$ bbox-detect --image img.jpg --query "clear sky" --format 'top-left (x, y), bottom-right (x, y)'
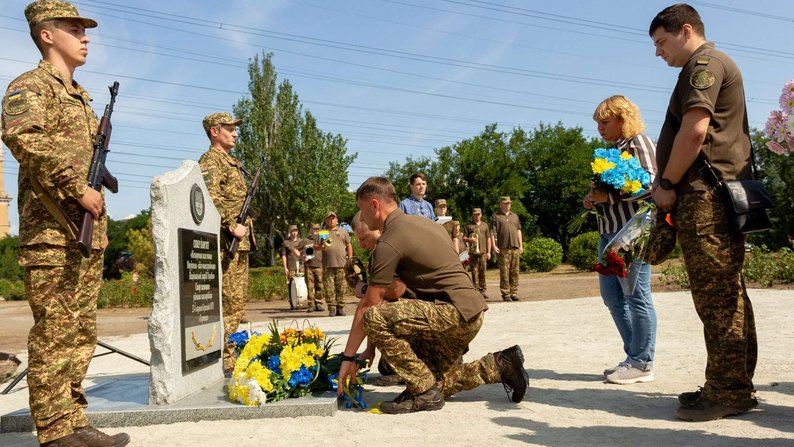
top-left (1, 0), bottom-right (792, 234)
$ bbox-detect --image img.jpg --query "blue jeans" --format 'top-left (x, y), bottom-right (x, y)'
top-left (598, 233), bottom-right (657, 371)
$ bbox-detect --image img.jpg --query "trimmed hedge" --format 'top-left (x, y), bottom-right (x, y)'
top-left (520, 237), bottom-right (563, 272)
top-left (568, 231), bottom-right (600, 271)
top-left (98, 272), bottom-right (154, 308)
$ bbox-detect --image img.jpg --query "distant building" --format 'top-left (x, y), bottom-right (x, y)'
top-left (0, 150), bottom-right (11, 238)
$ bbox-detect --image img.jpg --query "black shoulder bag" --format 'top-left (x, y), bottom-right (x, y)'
top-left (694, 144), bottom-right (774, 234)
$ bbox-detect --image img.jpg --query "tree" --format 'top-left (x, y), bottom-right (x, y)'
top-left (0, 235), bottom-right (23, 281)
top-left (518, 122), bottom-right (600, 250)
top-left (752, 128), bottom-right (794, 249)
top-left (105, 209), bottom-right (150, 278)
top-left (233, 53), bottom-right (356, 266)
top-left (127, 217), bottom-right (154, 275)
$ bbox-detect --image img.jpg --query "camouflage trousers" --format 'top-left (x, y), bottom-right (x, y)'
top-left (498, 248), bottom-right (520, 297)
top-left (323, 267), bottom-right (346, 308)
top-left (222, 250), bottom-right (249, 370)
top-left (24, 246), bottom-right (103, 444)
top-left (469, 253), bottom-right (487, 292)
top-left (363, 300), bottom-right (501, 397)
top-left (675, 190), bottom-right (757, 408)
top-left (305, 266), bottom-right (325, 309)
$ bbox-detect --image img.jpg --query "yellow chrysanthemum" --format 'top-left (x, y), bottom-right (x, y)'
top-left (246, 362), bottom-right (274, 392)
top-left (591, 158), bottom-right (616, 174)
top-left (621, 180), bottom-right (643, 194)
top-left (279, 345), bottom-right (304, 375)
top-left (620, 151), bottom-right (632, 160)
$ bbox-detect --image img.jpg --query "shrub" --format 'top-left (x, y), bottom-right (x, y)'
top-left (98, 271), bottom-right (154, 308)
top-left (248, 266), bottom-right (287, 301)
top-left (743, 245), bottom-right (776, 287)
top-left (568, 231), bottom-right (600, 271)
top-left (0, 278), bottom-right (25, 301)
top-left (521, 237), bottom-right (563, 272)
top-left (661, 263), bottom-right (690, 288)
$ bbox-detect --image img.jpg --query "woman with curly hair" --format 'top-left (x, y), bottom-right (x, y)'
top-left (583, 95), bottom-right (658, 384)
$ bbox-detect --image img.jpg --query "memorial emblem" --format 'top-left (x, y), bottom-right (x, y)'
top-left (190, 183), bottom-right (205, 224)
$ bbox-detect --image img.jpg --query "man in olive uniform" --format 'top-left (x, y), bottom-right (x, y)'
top-left (198, 111), bottom-right (256, 374)
top-left (304, 223), bottom-right (325, 312)
top-left (464, 208), bottom-right (492, 299)
top-left (649, 4), bottom-right (757, 421)
top-left (434, 199), bottom-right (460, 253)
top-left (336, 177), bottom-right (529, 414)
top-left (321, 211), bottom-right (353, 316)
top-left (491, 196), bottom-right (523, 302)
top-left (280, 224), bottom-right (305, 282)
top-left (1, 2), bottom-right (130, 446)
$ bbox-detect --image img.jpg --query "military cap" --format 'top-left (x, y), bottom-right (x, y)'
top-left (472, 208), bottom-right (482, 214)
top-left (325, 211), bottom-right (337, 219)
top-left (202, 112), bottom-right (242, 133)
top-left (434, 198), bottom-right (447, 207)
top-left (500, 196), bottom-right (512, 203)
top-left (25, 0), bottom-right (97, 29)
top-left (289, 225), bottom-right (298, 231)
top-left (311, 223), bottom-right (321, 230)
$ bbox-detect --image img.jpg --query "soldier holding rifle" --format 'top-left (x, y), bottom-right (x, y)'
top-left (198, 111), bottom-right (256, 375)
top-left (1, 1), bottom-right (129, 446)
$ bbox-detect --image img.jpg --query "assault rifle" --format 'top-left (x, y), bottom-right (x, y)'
top-left (227, 153), bottom-right (266, 255)
top-left (77, 82), bottom-right (119, 257)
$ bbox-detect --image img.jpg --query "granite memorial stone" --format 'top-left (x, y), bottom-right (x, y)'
top-left (149, 161), bottom-right (224, 404)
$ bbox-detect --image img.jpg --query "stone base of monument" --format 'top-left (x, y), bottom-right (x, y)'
top-left (0, 374), bottom-right (338, 433)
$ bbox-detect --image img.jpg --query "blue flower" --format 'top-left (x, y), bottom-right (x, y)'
top-left (288, 365), bottom-right (314, 387)
top-left (227, 331), bottom-right (249, 348)
top-left (267, 354), bottom-right (280, 371)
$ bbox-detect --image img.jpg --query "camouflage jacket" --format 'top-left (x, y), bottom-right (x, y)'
top-left (1, 60), bottom-right (106, 260)
top-left (198, 146), bottom-right (255, 251)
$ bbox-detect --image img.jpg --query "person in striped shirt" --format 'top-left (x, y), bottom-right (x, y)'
top-left (583, 95), bottom-right (658, 385)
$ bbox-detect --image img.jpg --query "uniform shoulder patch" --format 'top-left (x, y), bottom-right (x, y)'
top-left (690, 69), bottom-right (715, 90)
top-left (2, 89), bottom-right (31, 116)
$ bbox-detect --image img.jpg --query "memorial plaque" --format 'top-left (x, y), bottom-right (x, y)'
top-left (178, 229), bottom-right (221, 373)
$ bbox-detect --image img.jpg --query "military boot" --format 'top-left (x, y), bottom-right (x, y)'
top-left (72, 426), bottom-right (130, 447)
top-left (675, 397), bottom-right (756, 422)
top-left (379, 386), bottom-right (445, 414)
top-left (41, 433), bottom-right (88, 447)
top-left (495, 345), bottom-right (529, 403)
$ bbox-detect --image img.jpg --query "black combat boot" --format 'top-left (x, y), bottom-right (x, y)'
top-left (495, 345), bottom-right (529, 403)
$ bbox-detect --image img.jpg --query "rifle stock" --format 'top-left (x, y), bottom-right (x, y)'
top-left (77, 82), bottom-right (119, 258)
top-left (226, 153), bottom-right (266, 256)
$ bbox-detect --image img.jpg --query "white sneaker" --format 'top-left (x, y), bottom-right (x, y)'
top-left (606, 364), bottom-right (654, 385)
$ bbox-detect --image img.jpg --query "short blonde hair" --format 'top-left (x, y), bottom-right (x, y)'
top-left (593, 95), bottom-right (645, 139)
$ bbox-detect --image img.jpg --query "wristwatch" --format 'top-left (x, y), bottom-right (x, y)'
top-left (659, 178), bottom-right (678, 191)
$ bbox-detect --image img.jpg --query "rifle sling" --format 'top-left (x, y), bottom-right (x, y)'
top-left (29, 176), bottom-right (80, 241)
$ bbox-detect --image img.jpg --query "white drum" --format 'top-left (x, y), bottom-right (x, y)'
top-left (289, 276), bottom-right (308, 310)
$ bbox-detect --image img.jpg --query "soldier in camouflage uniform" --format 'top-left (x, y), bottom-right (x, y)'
top-left (434, 199), bottom-right (460, 253)
top-left (198, 112), bottom-right (256, 373)
top-left (280, 224), bottom-right (306, 282)
top-left (1, 2), bottom-right (130, 446)
top-left (320, 211), bottom-right (352, 316)
top-left (649, 4), bottom-right (757, 421)
top-left (491, 196), bottom-right (523, 302)
top-left (304, 223), bottom-right (325, 312)
top-left (463, 208), bottom-right (492, 298)
top-left (336, 177), bottom-right (529, 414)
